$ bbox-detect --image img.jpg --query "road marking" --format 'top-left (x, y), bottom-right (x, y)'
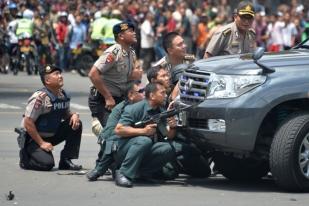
top-left (0, 130), bottom-right (94, 137)
top-left (0, 103), bottom-right (21, 109)
top-left (70, 103), bottom-right (89, 110)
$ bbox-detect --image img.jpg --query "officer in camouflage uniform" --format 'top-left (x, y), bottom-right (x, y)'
top-left (88, 21), bottom-right (137, 129)
top-left (204, 1), bottom-right (256, 58)
top-left (153, 32), bottom-right (195, 101)
top-left (19, 65), bottom-right (82, 171)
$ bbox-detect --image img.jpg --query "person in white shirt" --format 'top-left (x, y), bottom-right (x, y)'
top-left (140, 13), bottom-right (155, 71)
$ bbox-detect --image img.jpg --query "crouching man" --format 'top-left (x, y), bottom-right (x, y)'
top-left (19, 65), bottom-right (82, 171)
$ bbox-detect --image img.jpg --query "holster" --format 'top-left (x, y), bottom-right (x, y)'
top-left (15, 127), bottom-right (27, 149)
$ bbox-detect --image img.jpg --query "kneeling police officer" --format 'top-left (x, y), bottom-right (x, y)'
top-left (18, 65), bottom-right (83, 171)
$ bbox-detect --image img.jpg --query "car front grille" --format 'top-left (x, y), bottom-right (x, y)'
top-left (179, 68), bottom-right (210, 104)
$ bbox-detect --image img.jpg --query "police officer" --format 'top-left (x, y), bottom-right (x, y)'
top-left (114, 82), bottom-right (176, 187)
top-left (153, 32), bottom-right (195, 101)
top-left (88, 21), bottom-right (137, 129)
top-left (86, 80), bottom-right (144, 181)
top-left (204, 1), bottom-right (256, 58)
top-left (19, 65), bottom-right (82, 171)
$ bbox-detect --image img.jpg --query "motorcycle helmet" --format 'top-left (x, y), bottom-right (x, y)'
top-left (94, 11), bottom-right (101, 19)
top-left (23, 9), bottom-right (34, 19)
top-left (8, 3), bottom-right (17, 10)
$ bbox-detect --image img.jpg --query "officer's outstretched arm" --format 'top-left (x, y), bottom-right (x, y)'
top-left (24, 117), bottom-right (53, 152)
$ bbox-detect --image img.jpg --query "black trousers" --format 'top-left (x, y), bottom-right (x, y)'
top-left (21, 119), bottom-right (82, 171)
top-left (88, 86), bottom-right (124, 127)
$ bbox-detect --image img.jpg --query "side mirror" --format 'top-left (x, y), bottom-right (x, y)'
top-left (252, 47), bottom-right (265, 61)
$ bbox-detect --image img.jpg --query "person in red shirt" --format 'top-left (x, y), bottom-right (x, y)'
top-left (54, 12), bottom-right (69, 70)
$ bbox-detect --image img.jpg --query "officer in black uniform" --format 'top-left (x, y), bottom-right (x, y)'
top-left (88, 21), bottom-right (137, 129)
top-left (19, 65), bottom-right (82, 171)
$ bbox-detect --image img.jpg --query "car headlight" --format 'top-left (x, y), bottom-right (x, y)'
top-left (207, 74), bottom-right (266, 99)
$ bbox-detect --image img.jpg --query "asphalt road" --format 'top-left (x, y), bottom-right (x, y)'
top-left (0, 72), bottom-right (308, 206)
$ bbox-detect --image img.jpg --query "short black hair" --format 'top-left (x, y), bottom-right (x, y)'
top-left (145, 82), bottom-right (163, 99)
top-left (146, 66), bottom-right (165, 82)
top-left (124, 80), bottom-right (141, 99)
top-left (162, 32), bottom-right (180, 53)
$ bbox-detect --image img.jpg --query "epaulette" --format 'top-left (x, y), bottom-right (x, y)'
top-left (184, 54), bottom-right (196, 61)
top-left (248, 28), bottom-right (256, 35)
top-left (222, 28), bottom-right (232, 36)
top-left (112, 47), bottom-right (120, 56)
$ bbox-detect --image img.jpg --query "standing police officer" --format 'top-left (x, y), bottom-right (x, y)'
top-left (88, 21), bottom-right (137, 129)
top-left (19, 65), bottom-right (82, 171)
top-left (204, 1), bottom-right (256, 58)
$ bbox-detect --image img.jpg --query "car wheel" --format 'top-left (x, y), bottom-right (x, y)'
top-left (270, 112), bottom-right (309, 192)
top-left (213, 152), bottom-right (269, 181)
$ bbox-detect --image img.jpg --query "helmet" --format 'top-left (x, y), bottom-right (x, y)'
top-left (94, 11), bottom-right (101, 19)
top-left (23, 10), bottom-right (34, 19)
top-left (8, 3), bottom-right (17, 10)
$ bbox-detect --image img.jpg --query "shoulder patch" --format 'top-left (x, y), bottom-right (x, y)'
top-left (105, 53), bottom-right (114, 63)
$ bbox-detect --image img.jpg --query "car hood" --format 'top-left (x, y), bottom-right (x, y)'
top-left (190, 49), bottom-right (309, 75)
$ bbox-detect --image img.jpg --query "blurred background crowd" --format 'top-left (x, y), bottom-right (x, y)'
top-left (1, 0), bottom-right (309, 73)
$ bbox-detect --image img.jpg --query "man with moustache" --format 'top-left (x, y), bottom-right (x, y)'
top-left (19, 65), bottom-right (82, 171)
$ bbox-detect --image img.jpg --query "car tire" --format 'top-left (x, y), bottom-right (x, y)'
top-left (270, 112), bottom-right (309, 192)
top-left (213, 152), bottom-right (269, 181)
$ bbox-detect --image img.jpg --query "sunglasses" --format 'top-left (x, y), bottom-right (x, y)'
top-left (137, 88), bottom-right (145, 93)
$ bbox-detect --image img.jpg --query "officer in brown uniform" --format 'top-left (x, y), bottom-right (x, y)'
top-left (153, 32), bottom-right (195, 101)
top-left (204, 1), bottom-right (256, 58)
top-left (88, 21), bottom-right (137, 128)
top-left (19, 65), bottom-right (82, 171)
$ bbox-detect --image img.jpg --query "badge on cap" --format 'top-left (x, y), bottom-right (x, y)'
top-left (45, 65), bottom-right (51, 72)
top-left (120, 23), bottom-right (129, 31)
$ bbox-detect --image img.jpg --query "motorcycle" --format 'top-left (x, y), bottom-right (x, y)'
top-left (0, 29), bottom-right (10, 74)
top-left (15, 32), bottom-right (37, 75)
top-left (75, 40), bottom-right (112, 77)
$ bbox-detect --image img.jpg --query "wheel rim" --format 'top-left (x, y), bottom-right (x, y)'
top-left (299, 133), bottom-right (309, 179)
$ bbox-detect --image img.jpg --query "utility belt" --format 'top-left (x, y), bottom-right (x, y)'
top-left (89, 86), bottom-right (124, 101)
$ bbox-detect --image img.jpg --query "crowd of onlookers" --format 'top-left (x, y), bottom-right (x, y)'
top-left (1, 0), bottom-right (309, 70)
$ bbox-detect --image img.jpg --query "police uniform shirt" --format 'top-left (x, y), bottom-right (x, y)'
top-left (21, 89), bottom-right (70, 137)
top-left (206, 22), bottom-right (256, 56)
top-left (94, 43), bottom-right (136, 97)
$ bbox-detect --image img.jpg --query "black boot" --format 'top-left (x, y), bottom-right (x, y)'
top-left (115, 170), bottom-right (133, 188)
top-left (86, 169), bottom-right (103, 181)
top-left (58, 158), bottom-right (82, 170)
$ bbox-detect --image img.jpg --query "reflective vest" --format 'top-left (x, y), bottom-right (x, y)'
top-left (16, 19), bottom-right (34, 36)
top-left (91, 17), bottom-right (108, 40)
top-left (103, 18), bottom-right (121, 44)
top-left (35, 88), bottom-right (70, 133)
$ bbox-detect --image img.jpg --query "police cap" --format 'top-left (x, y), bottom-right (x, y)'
top-left (113, 21), bottom-right (135, 37)
top-left (236, 1), bottom-right (255, 17)
top-left (39, 64), bottom-right (62, 84)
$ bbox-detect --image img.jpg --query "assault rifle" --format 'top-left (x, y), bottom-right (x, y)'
top-left (134, 104), bottom-right (194, 128)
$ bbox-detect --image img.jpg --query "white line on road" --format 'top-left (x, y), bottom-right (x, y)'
top-left (0, 103), bottom-right (21, 109)
top-left (70, 103), bottom-right (89, 110)
top-left (0, 130), bottom-right (94, 137)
